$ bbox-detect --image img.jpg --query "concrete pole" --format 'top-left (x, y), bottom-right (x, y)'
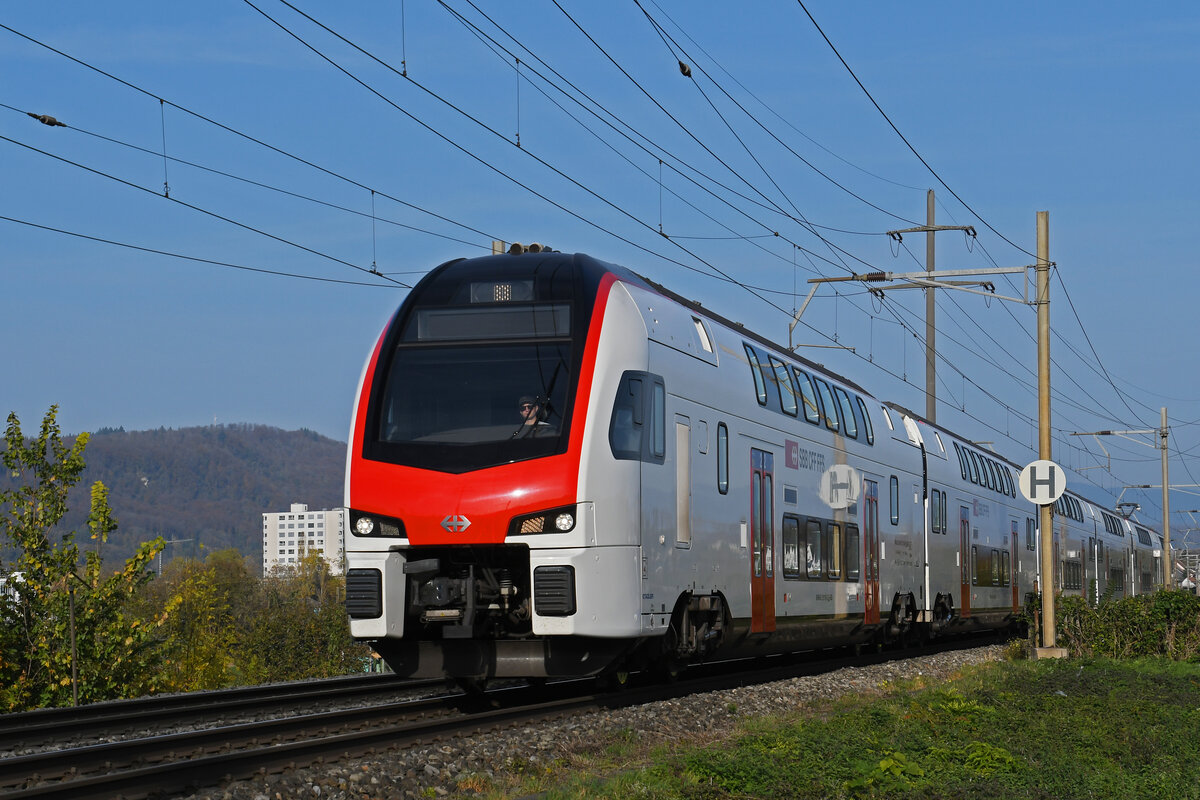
top-left (1163, 407), bottom-right (1172, 588)
top-left (1036, 211), bottom-right (1056, 649)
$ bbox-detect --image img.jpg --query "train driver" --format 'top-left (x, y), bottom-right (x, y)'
top-left (513, 395), bottom-right (553, 439)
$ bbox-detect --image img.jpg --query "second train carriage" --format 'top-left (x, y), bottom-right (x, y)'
top-left (342, 248), bottom-right (1162, 681)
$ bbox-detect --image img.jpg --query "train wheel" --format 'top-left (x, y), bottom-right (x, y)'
top-left (453, 678), bottom-right (498, 709)
top-left (597, 669), bottom-right (631, 691)
top-left (652, 660), bottom-right (683, 683)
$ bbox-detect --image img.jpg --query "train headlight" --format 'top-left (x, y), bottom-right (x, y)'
top-left (508, 505), bottom-right (577, 536)
top-left (355, 516), bottom-right (376, 535)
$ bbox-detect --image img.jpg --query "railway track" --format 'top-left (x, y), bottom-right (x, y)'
top-left (0, 679), bottom-right (591, 800)
top-left (0, 672), bottom-right (442, 757)
top-left (0, 635), bottom-right (1005, 799)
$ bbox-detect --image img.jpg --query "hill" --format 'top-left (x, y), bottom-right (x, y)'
top-left (3, 424), bottom-right (345, 572)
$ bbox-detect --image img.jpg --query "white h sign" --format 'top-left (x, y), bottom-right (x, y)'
top-left (1019, 460), bottom-right (1066, 506)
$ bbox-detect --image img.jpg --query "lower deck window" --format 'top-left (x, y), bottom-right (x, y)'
top-left (782, 515), bottom-right (860, 582)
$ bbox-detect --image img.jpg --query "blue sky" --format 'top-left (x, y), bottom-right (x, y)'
top-left (3, 2), bottom-right (1198, 537)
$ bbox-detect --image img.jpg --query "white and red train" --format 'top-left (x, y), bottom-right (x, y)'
top-left (343, 248), bottom-right (1164, 681)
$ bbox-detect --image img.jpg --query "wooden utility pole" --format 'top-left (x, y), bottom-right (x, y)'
top-left (926, 191), bottom-right (936, 423)
top-left (1035, 211), bottom-right (1059, 653)
top-left (1162, 407), bottom-right (1172, 587)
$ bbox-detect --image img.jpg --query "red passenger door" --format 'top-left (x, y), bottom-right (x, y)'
top-left (959, 505), bottom-right (972, 617)
top-left (750, 449), bottom-right (776, 633)
top-left (863, 479), bottom-right (880, 625)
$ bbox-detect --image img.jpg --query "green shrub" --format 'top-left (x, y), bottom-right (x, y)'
top-left (1056, 590), bottom-right (1200, 660)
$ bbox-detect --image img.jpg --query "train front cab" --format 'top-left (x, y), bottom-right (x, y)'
top-left (343, 252), bottom-right (651, 681)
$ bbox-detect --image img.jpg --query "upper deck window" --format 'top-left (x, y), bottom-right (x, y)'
top-left (856, 397), bottom-right (875, 445)
top-left (771, 357), bottom-right (798, 417)
top-left (744, 344), bottom-right (768, 405)
top-left (794, 368), bottom-right (821, 425)
top-left (811, 378), bottom-right (839, 432)
top-left (833, 387), bottom-right (858, 439)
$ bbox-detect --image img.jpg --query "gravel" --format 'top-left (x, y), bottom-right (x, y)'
top-left (177, 644), bottom-right (1006, 800)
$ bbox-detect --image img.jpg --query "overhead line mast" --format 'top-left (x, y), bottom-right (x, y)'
top-left (885, 190), bottom-right (976, 425)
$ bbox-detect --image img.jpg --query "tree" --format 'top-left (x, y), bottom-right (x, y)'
top-left (135, 548), bottom-right (257, 691)
top-left (0, 407), bottom-right (165, 710)
top-left (240, 555), bottom-right (370, 683)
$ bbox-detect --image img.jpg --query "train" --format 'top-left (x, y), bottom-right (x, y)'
top-left (342, 246), bottom-right (1165, 684)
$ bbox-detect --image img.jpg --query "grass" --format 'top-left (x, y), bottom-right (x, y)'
top-left (453, 654), bottom-right (1200, 799)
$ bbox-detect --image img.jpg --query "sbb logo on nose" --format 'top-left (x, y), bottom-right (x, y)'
top-left (441, 514), bottom-right (471, 532)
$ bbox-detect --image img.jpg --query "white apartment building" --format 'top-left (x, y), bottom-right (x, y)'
top-left (262, 503), bottom-right (346, 576)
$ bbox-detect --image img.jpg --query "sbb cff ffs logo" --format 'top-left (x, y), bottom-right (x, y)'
top-left (441, 515), bottom-right (471, 533)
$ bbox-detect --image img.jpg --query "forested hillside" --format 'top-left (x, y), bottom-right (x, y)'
top-left (3, 424), bottom-right (345, 570)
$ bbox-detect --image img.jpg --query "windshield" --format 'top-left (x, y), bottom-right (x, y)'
top-left (378, 342), bottom-right (570, 446)
top-left (360, 252), bottom-right (613, 474)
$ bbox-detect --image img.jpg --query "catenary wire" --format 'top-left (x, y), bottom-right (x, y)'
top-left (0, 214), bottom-right (398, 287)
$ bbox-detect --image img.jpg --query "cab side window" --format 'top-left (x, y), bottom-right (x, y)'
top-left (609, 370), bottom-right (666, 464)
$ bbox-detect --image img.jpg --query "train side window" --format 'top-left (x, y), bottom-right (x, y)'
top-left (828, 523), bottom-right (843, 579)
top-left (931, 489), bottom-right (943, 534)
top-left (1002, 550), bottom-right (1011, 586)
top-left (1027, 518), bottom-right (1035, 551)
top-left (805, 519), bottom-right (823, 578)
top-left (771, 357), bottom-right (798, 416)
top-left (991, 549), bottom-right (1001, 586)
top-left (889, 476), bottom-right (899, 525)
top-left (939, 491), bottom-right (948, 534)
top-left (609, 371), bottom-right (665, 464)
top-left (692, 316), bottom-right (713, 353)
top-left (845, 523), bottom-right (860, 581)
top-left (651, 382), bottom-right (666, 459)
top-left (855, 396), bottom-right (874, 444)
top-left (782, 515), bottom-right (800, 579)
top-left (983, 458), bottom-right (997, 491)
top-left (812, 378), bottom-right (839, 432)
top-left (793, 368), bottom-right (821, 425)
top-left (717, 422), bottom-right (729, 495)
top-left (966, 451), bottom-right (981, 485)
top-left (833, 387), bottom-right (858, 439)
top-left (954, 443), bottom-right (968, 481)
top-left (881, 406), bottom-right (895, 430)
top-left (971, 545), bottom-right (979, 585)
top-left (743, 344), bottom-right (768, 405)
